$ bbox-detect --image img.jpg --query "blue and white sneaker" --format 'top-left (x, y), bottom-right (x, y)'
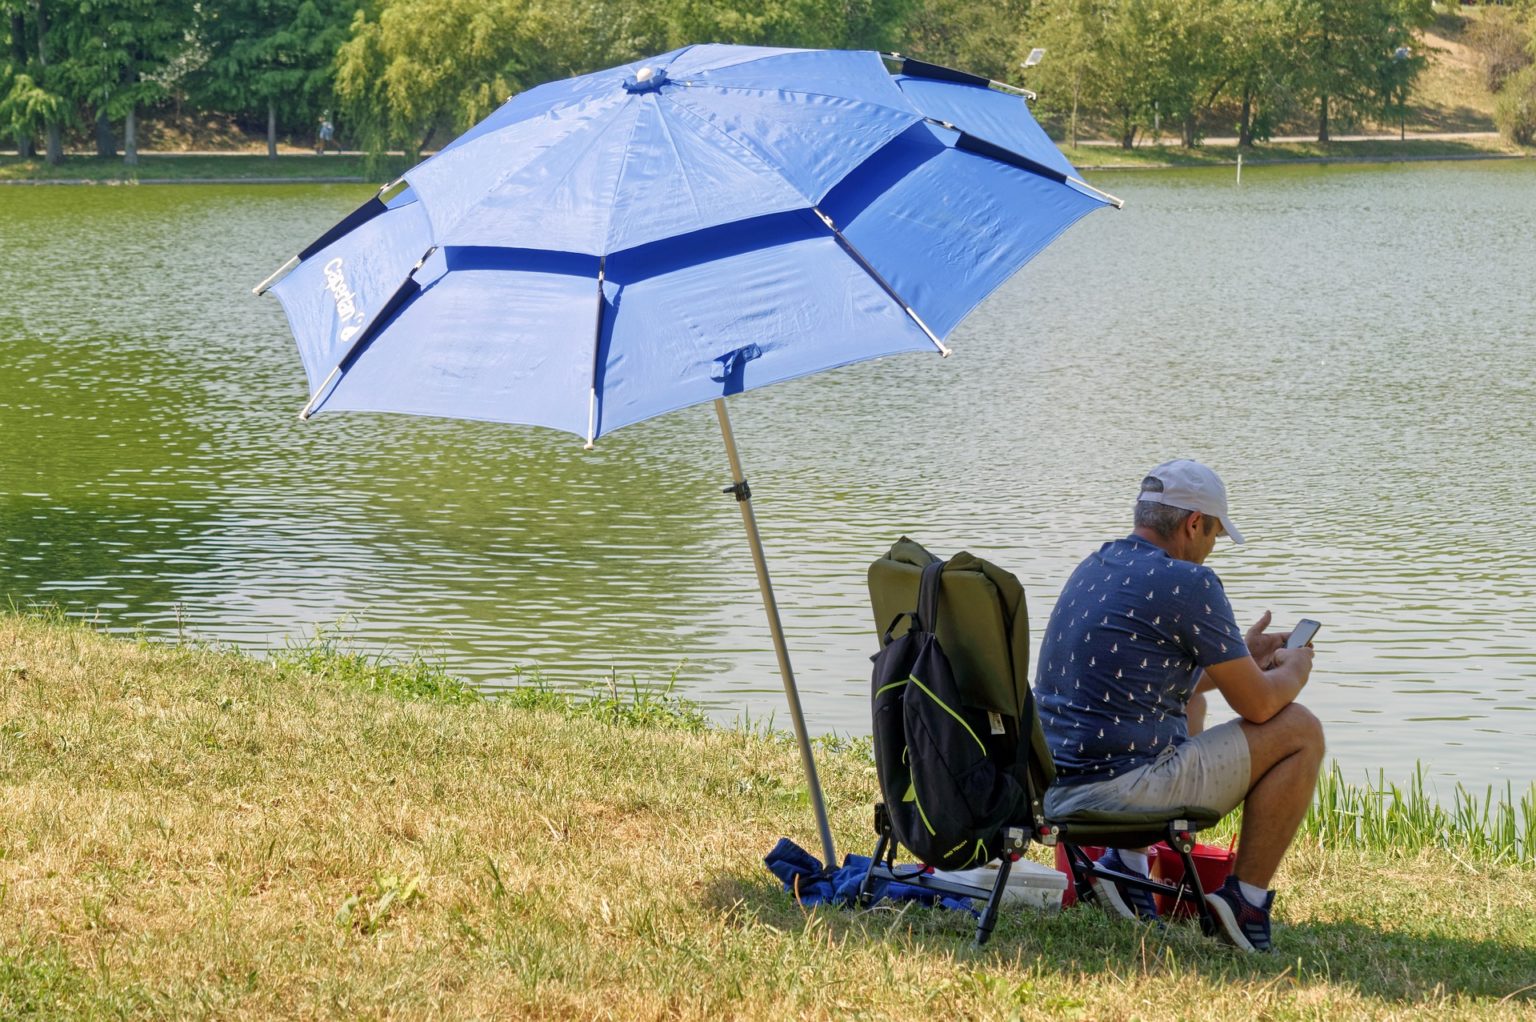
top-left (1089, 849), bottom-right (1160, 921)
top-left (1205, 876), bottom-right (1274, 952)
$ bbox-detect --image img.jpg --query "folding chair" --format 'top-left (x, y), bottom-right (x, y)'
top-left (858, 538), bottom-right (1224, 945)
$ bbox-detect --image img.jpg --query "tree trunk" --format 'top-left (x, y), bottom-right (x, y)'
top-left (125, 106), bottom-right (138, 165)
top-left (1318, 93), bottom-right (1330, 143)
top-left (1071, 79), bottom-right (1080, 149)
top-left (1181, 114), bottom-right (1196, 149)
top-left (96, 108), bottom-right (115, 157)
top-left (35, 1), bottom-right (61, 165)
top-left (1238, 89), bottom-right (1253, 148)
top-left (267, 99), bottom-right (277, 159)
top-left (9, 7), bottom-right (29, 155)
top-left (8, 13), bottom-right (23, 64)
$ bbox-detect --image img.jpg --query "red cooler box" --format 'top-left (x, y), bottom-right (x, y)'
top-left (1151, 840), bottom-right (1236, 918)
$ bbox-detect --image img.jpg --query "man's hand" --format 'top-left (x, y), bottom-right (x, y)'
top-left (1245, 610), bottom-right (1291, 670)
top-left (1271, 644), bottom-right (1315, 687)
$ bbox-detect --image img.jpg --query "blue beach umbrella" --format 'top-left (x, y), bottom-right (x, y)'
top-left (255, 44), bottom-right (1120, 866)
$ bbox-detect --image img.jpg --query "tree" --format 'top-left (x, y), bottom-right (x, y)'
top-left (1223, 0), bottom-right (1296, 147)
top-left (1144, 0), bottom-right (1234, 147)
top-left (1, 1), bottom-right (72, 163)
top-left (1, 1), bottom-right (69, 159)
top-left (1025, 0), bottom-right (1164, 149)
top-left (898, 0), bottom-right (1027, 80)
top-left (192, 0), bottom-right (360, 158)
top-left (335, 0), bottom-right (563, 162)
top-left (1290, 0), bottom-right (1432, 142)
top-left (1019, 0), bottom-right (1108, 148)
top-left (1494, 63), bottom-right (1536, 146)
top-left (55, 0), bottom-right (198, 164)
top-left (1467, 2), bottom-right (1535, 94)
top-left (1487, 5), bottom-right (1536, 146)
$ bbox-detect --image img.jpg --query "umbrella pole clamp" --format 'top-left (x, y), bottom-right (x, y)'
top-left (722, 480), bottom-right (752, 502)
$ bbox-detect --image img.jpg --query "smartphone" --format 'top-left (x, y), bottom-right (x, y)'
top-left (1285, 618), bottom-right (1321, 649)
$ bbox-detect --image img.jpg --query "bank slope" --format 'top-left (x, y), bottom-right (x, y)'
top-left (1, 616), bottom-right (1532, 1020)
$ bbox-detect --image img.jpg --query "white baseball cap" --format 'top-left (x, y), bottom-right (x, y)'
top-left (1138, 459), bottom-right (1245, 544)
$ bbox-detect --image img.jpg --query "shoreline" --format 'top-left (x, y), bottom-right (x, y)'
top-left (0, 176), bottom-right (371, 185)
top-left (2, 139), bottom-right (1529, 185)
top-left (1077, 150), bottom-right (1532, 172)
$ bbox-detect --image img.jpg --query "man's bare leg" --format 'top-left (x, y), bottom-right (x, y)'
top-left (1234, 703), bottom-right (1325, 888)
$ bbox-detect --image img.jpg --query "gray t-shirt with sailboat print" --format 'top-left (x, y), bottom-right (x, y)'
top-left (1034, 534), bottom-right (1248, 786)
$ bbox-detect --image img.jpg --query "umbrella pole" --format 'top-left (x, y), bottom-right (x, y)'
top-left (713, 397), bottom-right (838, 868)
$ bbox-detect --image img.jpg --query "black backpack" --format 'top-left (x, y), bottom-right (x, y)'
top-left (871, 560), bottom-right (1030, 870)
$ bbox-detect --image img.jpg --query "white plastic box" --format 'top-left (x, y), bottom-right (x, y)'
top-left (929, 858), bottom-right (1068, 911)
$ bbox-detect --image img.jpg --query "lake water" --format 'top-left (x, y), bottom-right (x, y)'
top-left (3, 160), bottom-right (1534, 798)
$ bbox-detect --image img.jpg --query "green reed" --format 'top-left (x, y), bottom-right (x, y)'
top-left (1304, 761), bottom-right (1536, 866)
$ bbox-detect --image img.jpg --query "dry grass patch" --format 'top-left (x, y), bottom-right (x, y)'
top-left (2, 615), bottom-right (1533, 1019)
top-left (1410, 9), bottom-right (1501, 133)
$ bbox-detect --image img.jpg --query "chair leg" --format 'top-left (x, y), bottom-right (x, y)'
top-left (973, 855), bottom-right (1012, 946)
top-left (1061, 842), bottom-right (1099, 907)
top-left (858, 805), bottom-right (894, 906)
top-left (1164, 823), bottom-right (1219, 934)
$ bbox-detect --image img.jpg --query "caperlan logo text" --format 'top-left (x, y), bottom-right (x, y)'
top-left (324, 258), bottom-right (366, 341)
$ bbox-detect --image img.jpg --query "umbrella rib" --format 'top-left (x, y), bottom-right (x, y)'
top-left (881, 51), bottom-right (1037, 100)
top-left (599, 99), bottom-right (653, 255)
top-left (298, 245), bottom-right (438, 420)
top-left (925, 117), bottom-right (1125, 209)
top-left (649, 102), bottom-right (706, 229)
top-left (659, 95), bottom-right (816, 208)
top-left (253, 181), bottom-right (396, 295)
top-left (409, 97), bottom-right (633, 246)
top-left (811, 206), bottom-right (950, 357)
top-left (671, 80), bottom-right (921, 125)
top-left (585, 256), bottom-right (606, 449)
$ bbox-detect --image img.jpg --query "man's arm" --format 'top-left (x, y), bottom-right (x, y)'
top-left (1203, 645), bottom-right (1315, 724)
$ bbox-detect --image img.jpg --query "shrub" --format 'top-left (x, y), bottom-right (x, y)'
top-left (1467, 7), bottom-right (1535, 94)
top-left (1494, 63), bottom-right (1536, 145)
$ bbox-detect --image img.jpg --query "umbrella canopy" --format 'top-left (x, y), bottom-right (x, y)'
top-left (257, 44), bottom-right (1118, 866)
top-left (263, 45), bottom-right (1116, 444)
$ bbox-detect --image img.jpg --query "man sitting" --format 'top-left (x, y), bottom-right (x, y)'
top-left (1034, 459), bottom-right (1322, 952)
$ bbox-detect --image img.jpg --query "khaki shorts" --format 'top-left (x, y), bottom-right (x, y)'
top-left (1044, 719), bottom-right (1252, 819)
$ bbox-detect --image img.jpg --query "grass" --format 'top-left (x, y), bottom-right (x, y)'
top-left (0, 153), bottom-right (385, 184)
top-left (1308, 763), bottom-right (1536, 868)
top-left (1064, 135), bottom-right (1528, 171)
top-left (2, 611), bottom-right (1533, 1019)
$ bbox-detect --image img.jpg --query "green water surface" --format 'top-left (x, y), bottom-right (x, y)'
top-left (2, 162), bottom-right (1533, 794)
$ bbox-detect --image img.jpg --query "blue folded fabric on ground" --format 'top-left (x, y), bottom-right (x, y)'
top-left (763, 837), bottom-right (977, 915)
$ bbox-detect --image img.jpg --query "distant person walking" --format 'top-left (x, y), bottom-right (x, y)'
top-left (316, 115), bottom-right (335, 155)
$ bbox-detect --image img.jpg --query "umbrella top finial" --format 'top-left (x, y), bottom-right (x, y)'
top-left (624, 65), bottom-right (671, 94)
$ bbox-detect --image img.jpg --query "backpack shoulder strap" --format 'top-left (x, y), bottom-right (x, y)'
top-left (915, 560), bottom-right (944, 635)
